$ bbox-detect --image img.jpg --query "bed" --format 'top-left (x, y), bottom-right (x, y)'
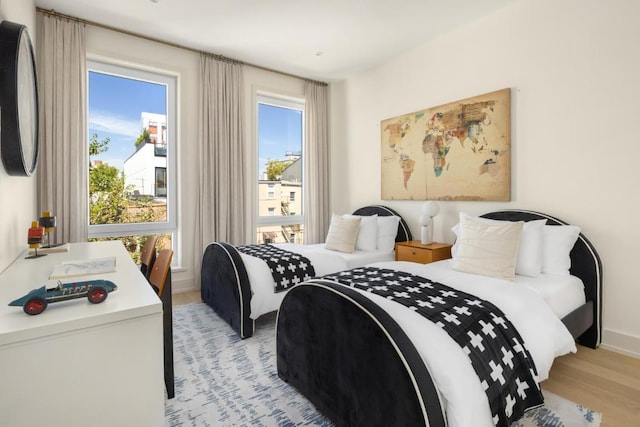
top-left (275, 210), bottom-right (602, 427)
top-left (200, 205), bottom-right (412, 338)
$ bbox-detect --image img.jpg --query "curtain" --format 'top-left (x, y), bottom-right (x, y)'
top-left (194, 54), bottom-right (247, 286)
top-left (303, 81), bottom-right (330, 243)
top-left (36, 13), bottom-right (88, 244)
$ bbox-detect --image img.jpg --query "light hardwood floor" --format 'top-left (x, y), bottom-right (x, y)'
top-left (173, 290), bottom-right (640, 426)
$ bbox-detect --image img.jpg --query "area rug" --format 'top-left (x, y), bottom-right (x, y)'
top-left (165, 303), bottom-right (602, 427)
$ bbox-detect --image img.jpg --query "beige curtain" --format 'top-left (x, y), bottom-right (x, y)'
top-left (194, 54), bottom-right (247, 286)
top-left (303, 81), bottom-right (330, 243)
top-left (36, 13), bottom-right (88, 244)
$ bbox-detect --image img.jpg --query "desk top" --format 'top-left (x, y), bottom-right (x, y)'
top-left (0, 241), bottom-right (162, 346)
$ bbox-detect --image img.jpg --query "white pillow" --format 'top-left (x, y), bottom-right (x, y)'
top-left (376, 215), bottom-right (401, 252)
top-left (343, 214), bottom-right (378, 251)
top-left (451, 216), bottom-right (524, 280)
top-left (541, 225), bottom-right (581, 275)
top-left (325, 214), bottom-right (361, 253)
top-left (452, 213), bottom-right (546, 277)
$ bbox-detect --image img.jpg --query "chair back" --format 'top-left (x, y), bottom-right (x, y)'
top-left (140, 235), bottom-right (158, 278)
top-left (149, 249), bottom-right (173, 297)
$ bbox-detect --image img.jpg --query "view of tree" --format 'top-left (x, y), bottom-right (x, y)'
top-left (89, 133), bottom-right (169, 262)
top-left (89, 133), bottom-right (110, 157)
top-left (265, 159), bottom-right (294, 180)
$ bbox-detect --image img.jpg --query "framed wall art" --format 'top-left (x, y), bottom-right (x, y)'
top-left (381, 88), bottom-right (511, 201)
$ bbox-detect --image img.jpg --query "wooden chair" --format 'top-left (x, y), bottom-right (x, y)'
top-left (148, 248), bottom-right (173, 297)
top-left (146, 248), bottom-right (175, 399)
top-left (139, 235), bottom-right (158, 278)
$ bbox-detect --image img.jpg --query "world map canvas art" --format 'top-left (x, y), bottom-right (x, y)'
top-left (381, 88), bottom-right (511, 201)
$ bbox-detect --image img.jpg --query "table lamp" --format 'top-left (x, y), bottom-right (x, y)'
top-left (419, 201), bottom-right (440, 245)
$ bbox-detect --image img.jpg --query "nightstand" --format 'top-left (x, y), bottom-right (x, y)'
top-left (395, 241), bottom-right (452, 264)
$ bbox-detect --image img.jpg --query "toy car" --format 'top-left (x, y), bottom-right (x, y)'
top-left (8, 279), bottom-right (118, 315)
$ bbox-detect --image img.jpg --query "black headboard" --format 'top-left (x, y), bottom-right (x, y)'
top-left (481, 210), bottom-right (602, 348)
top-left (352, 205), bottom-right (413, 243)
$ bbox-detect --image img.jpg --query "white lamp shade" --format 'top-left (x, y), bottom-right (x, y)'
top-left (421, 201), bottom-right (440, 218)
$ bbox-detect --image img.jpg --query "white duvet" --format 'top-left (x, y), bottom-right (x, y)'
top-left (353, 260), bottom-right (577, 427)
top-left (242, 243), bottom-right (395, 319)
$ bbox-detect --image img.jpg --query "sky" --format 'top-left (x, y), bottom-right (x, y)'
top-left (257, 103), bottom-right (302, 177)
top-left (88, 71), bottom-right (166, 170)
top-left (89, 71), bottom-right (302, 174)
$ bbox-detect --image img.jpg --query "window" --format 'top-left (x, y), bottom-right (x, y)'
top-left (87, 60), bottom-right (177, 262)
top-left (256, 95), bottom-right (304, 244)
top-left (155, 167), bottom-right (167, 197)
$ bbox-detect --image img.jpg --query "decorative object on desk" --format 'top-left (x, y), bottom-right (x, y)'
top-left (28, 242), bottom-right (70, 255)
top-left (49, 257), bottom-right (117, 279)
top-left (25, 220), bottom-right (46, 259)
top-left (8, 279), bottom-right (118, 315)
top-left (419, 201), bottom-right (440, 244)
top-left (0, 21), bottom-right (39, 176)
top-left (38, 210), bottom-right (57, 248)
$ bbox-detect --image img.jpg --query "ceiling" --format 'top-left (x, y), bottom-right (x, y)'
top-left (34, 0), bottom-right (516, 82)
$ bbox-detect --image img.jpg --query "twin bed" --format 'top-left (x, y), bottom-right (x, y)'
top-left (275, 210), bottom-right (602, 427)
top-left (200, 208), bottom-right (602, 426)
top-left (200, 205), bottom-right (412, 338)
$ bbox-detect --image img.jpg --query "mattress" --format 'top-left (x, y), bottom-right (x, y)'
top-left (243, 243), bottom-right (395, 319)
top-left (360, 259), bottom-right (577, 427)
top-left (425, 259), bottom-right (586, 319)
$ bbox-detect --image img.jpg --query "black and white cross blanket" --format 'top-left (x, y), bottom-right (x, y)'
top-left (236, 244), bottom-right (316, 293)
top-left (321, 266), bottom-right (543, 427)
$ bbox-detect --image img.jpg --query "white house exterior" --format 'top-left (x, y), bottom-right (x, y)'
top-left (124, 112), bottom-right (167, 198)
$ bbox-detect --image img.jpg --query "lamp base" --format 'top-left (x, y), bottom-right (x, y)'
top-left (420, 225), bottom-right (433, 245)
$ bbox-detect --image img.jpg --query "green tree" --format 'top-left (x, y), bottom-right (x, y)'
top-left (89, 133), bottom-right (110, 157)
top-left (265, 159), bottom-right (294, 180)
top-left (89, 163), bottom-right (128, 225)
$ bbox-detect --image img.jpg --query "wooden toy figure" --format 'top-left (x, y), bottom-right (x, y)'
top-left (26, 220), bottom-right (46, 259)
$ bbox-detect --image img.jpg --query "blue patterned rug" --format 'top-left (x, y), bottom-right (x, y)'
top-left (165, 303), bottom-right (602, 427)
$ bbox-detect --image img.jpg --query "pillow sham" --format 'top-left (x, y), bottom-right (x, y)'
top-left (451, 213), bottom-right (546, 277)
top-left (451, 216), bottom-right (524, 280)
top-left (325, 214), bottom-right (361, 253)
top-left (343, 214), bottom-right (378, 251)
top-left (376, 215), bottom-right (401, 252)
top-left (541, 225), bottom-right (581, 275)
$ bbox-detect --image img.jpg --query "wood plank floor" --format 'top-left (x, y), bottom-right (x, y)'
top-left (173, 290), bottom-right (640, 426)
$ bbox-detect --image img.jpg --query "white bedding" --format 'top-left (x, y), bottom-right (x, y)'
top-left (358, 260), bottom-right (577, 427)
top-left (243, 243), bottom-right (395, 319)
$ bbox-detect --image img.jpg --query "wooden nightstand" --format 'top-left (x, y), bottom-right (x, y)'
top-left (395, 241), bottom-right (452, 264)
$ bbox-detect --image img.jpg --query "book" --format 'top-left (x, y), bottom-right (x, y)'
top-left (49, 257), bottom-right (117, 279)
top-left (28, 242), bottom-right (70, 255)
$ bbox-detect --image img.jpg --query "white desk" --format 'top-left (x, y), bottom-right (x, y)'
top-left (0, 241), bottom-right (164, 427)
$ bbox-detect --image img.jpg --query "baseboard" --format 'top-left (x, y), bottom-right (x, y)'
top-left (171, 276), bottom-right (197, 294)
top-left (601, 328), bottom-right (640, 359)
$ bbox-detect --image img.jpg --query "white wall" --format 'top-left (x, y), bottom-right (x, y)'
top-left (329, 0), bottom-right (640, 356)
top-left (0, 0), bottom-right (36, 273)
top-left (86, 26), bottom-right (305, 293)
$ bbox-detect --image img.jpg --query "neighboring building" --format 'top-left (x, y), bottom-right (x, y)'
top-left (257, 156), bottom-right (303, 244)
top-left (124, 112), bottom-right (167, 198)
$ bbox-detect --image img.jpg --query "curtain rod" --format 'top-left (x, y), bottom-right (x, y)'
top-left (35, 7), bottom-right (328, 87)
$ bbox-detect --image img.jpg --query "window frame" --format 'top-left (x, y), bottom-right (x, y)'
top-left (256, 94), bottom-right (305, 230)
top-left (87, 60), bottom-right (177, 239)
